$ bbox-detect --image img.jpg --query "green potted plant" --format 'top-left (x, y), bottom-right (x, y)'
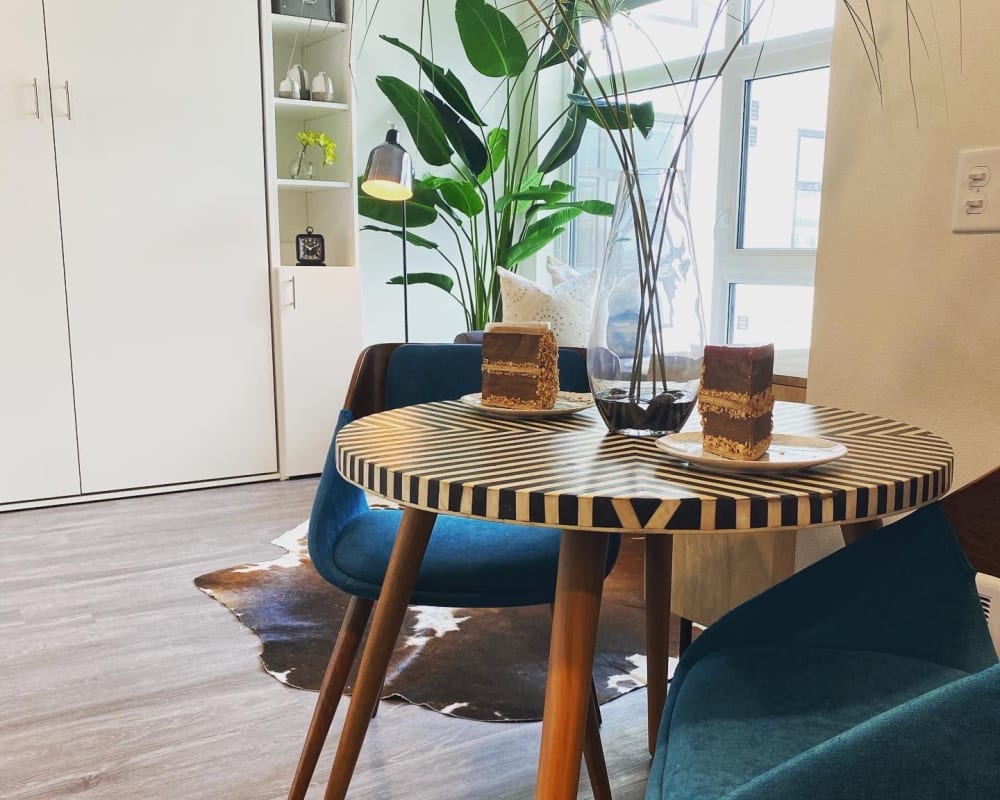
top-left (357, 0), bottom-right (650, 331)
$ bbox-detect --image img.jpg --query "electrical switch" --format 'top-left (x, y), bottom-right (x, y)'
top-left (953, 147), bottom-right (1000, 233)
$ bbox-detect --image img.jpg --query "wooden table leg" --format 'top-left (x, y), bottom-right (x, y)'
top-left (535, 530), bottom-right (611, 800)
top-left (841, 518), bottom-right (883, 546)
top-left (644, 535), bottom-right (672, 756)
top-left (324, 507), bottom-right (436, 800)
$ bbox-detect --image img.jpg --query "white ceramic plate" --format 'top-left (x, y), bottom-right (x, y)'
top-left (655, 432), bottom-right (847, 475)
top-left (460, 391), bottom-right (594, 419)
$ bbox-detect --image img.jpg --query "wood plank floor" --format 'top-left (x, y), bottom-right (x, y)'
top-left (0, 479), bottom-right (653, 799)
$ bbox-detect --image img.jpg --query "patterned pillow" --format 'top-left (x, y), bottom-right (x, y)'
top-left (497, 261), bottom-right (597, 348)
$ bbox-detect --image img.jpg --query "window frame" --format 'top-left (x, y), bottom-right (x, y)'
top-left (710, 23), bottom-right (833, 348)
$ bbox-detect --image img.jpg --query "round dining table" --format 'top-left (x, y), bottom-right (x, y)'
top-left (329, 399), bottom-right (953, 800)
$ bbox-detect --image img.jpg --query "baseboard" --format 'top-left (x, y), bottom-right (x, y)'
top-left (0, 473), bottom-right (281, 513)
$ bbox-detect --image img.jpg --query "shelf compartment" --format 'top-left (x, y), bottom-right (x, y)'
top-left (276, 178), bottom-right (351, 192)
top-left (273, 97), bottom-right (348, 122)
top-left (270, 14), bottom-right (347, 47)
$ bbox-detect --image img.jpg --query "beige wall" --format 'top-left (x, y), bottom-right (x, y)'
top-left (809, 2), bottom-right (1000, 490)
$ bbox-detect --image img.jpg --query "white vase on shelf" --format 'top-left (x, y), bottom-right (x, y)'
top-left (310, 71), bottom-right (335, 102)
top-left (286, 64), bottom-right (310, 100)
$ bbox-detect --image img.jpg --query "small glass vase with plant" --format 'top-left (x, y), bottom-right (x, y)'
top-left (290, 130), bottom-right (337, 180)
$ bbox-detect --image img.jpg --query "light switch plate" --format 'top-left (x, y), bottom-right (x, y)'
top-left (953, 147), bottom-right (1000, 233)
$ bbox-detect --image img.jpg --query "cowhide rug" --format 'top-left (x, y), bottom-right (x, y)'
top-left (195, 524), bottom-right (677, 722)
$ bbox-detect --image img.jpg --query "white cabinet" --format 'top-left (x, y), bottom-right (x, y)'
top-left (273, 267), bottom-right (362, 476)
top-left (0, 1), bottom-right (278, 505)
top-left (0, 4), bottom-right (80, 504)
top-left (262, 5), bottom-right (364, 476)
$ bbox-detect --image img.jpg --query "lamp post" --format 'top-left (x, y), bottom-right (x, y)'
top-left (361, 125), bottom-right (414, 342)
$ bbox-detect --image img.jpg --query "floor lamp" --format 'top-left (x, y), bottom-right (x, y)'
top-left (361, 125), bottom-right (414, 342)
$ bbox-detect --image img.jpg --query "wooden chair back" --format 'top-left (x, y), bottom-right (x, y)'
top-left (942, 466), bottom-right (1000, 577)
top-left (342, 343), bottom-right (403, 420)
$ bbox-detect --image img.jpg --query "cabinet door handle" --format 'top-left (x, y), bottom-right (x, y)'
top-left (290, 276), bottom-right (297, 309)
top-left (32, 78), bottom-right (40, 118)
top-left (60, 81), bottom-right (71, 119)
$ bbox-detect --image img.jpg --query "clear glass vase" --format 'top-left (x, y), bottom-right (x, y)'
top-left (289, 150), bottom-right (314, 180)
top-left (588, 169), bottom-right (706, 436)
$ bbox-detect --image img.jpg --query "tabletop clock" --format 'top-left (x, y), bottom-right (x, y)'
top-left (295, 227), bottom-right (325, 266)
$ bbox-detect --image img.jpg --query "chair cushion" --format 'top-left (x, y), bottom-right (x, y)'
top-left (648, 645), bottom-right (971, 800)
top-left (322, 508), bottom-right (564, 607)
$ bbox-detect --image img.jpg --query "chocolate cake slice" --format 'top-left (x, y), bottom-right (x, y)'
top-left (481, 322), bottom-right (559, 410)
top-left (698, 344), bottom-right (774, 460)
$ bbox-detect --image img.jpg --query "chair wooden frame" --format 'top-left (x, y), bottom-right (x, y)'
top-left (288, 343), bottom-right (611, 800)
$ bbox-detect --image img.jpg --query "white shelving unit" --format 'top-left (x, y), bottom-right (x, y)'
top-left (276, 178), bottom-right (352, 192)
top-left (261, 2), bottom-right (363, 478)
top-left (274, 96), bottom-right (349, 122)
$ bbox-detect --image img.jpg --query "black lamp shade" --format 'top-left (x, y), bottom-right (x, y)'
top-left (361, 128), bottom-right (413, 201)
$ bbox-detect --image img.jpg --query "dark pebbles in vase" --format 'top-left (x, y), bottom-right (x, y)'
top-left (594, 388), bottom-right (697, 437)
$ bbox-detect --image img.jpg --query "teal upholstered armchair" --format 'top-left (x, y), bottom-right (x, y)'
top-left (289, 343), bottom-right (620, 800)
top-left (646, 468), bottom-right (1000, 800)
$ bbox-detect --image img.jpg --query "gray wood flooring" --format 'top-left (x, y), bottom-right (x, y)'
top-left (0, 479), bottom-right (652, 799)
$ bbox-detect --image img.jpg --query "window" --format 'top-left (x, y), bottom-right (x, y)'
top-left (739, 69), bottom-right (830, 250)
top-left (559, 0), bottom-right (834, 373)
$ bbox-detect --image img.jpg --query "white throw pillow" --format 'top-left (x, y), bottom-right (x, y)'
top-left (497, 261), bottom-right (597, 348)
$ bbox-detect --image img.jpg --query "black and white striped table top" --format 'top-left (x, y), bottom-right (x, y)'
top-left (336, 401), bottom-right (953, 533)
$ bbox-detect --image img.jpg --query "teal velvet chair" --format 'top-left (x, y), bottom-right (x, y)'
top-left (646, 469), bottom-right (1000, 800)
top-left (289, 343), bottom-right (620, 800)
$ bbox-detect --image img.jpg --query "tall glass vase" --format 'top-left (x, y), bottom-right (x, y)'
top-left (588, 169), bottom-right (706, 436)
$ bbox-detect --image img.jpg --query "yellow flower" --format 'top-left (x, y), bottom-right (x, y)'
top-left (296, 130), bottom-right (337, 166)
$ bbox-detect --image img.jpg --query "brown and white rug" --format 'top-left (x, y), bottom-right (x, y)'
top-left (195, 524), bottom-right (676, 722)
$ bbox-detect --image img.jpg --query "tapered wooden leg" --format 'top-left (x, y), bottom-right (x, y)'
top-left (582, 693), bottom-right (612, 800)
top-left (678, 617), bottom-right (693, 657)
top-left (644, 535), bottom-right (672, 756)
top-left (841, 519), bottom-right (883, 546)
top-left (535, 530), bottom-right (610, 800)
top-left (590, 677), bottom-right (603, 726)
top-left (323, 507), bottom-right (436, 800)
top-left (288, 596), bottom-right (374, 800)
top-left (548, 604), bottom-right (610, 799)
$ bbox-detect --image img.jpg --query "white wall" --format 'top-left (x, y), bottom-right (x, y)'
top-left (809, 2), bottom-right (1000, 491)
top-left (351, 1), bottom-right (527, 344)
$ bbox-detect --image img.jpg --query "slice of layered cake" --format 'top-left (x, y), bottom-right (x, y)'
top-left (698, 344), bottom-right (775, 460)
top-left (481, 322), bottom-right (559, 410)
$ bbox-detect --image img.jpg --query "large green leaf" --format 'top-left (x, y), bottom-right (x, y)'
top-left (539, 104), bottom-right (588, 173)
top-left (436, 178), bottom-right (485, 217)
top-left (455, 0), bottom-right (529, 78)
top-left (478, 128), bottom-right (508, 183)
top-left (380, 35), bottom-right (485, 126)
top-left (376, 75), bottom-right (453, 166)
top-left (360, 225), bottom-right (440, 249)
top-left (496, 184), bottom-right (573, 213)
top-left (568, 93), bottom-right (655, 138)
top-left (538, 0), bottom-right (579, 70)
top-left (526, 199), bottom-right (615, 220)
top-left (523, 207), bottom-right (584, 239)
top-left (424, 92), bottom-right (489, 176)
top-left (387, 272), bottom-right (455, 294)
top-left (500, 226), bottom-right (567, 267)
top-left (357, 182), bottom-right (438, 228)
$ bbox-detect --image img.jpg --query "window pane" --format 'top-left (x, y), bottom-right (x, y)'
top-left (739, 68), bottom-right (829, 249)
top-left (728, 284), bottom-right (814, 349)
top-left (579, 1), bottom-right (726, 77)
top-left (747, 0), bottom-right (835, 42)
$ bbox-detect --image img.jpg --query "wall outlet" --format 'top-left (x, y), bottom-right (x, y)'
top-left (953, 147), bottom-right (1000, 233)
